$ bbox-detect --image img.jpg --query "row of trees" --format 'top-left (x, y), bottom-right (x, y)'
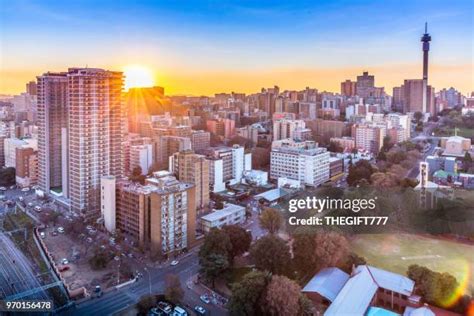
top-left (407, 265), bottom-right (472, 314)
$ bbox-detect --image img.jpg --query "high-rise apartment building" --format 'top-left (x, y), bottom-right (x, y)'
top-left (273, 119), bottom-right (306, 141)
top-left (156, 136), bottom-right (192, 169)
top-left (356, 72), bottom-right (375, 99)
top-left (351, 124), bottom-right (385, 154)
top-left (101, 172), bottom-right (196, 256)
top-left (169, 150), bottom-right (210, 210)
top-left (191, 130), bottom-right (211, 152)
top-left (341, 80), bottom-right (356, 97)
top-left (203, 145), bottom-right (252, 192)
top-left (38, 68), bottom-right (124, 216)
top-left (26, 81), bottom-right (38, 96)
top-left (37, 72), bottom-right (68, 194)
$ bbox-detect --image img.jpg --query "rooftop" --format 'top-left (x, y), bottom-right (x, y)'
top-left (200, 203), bottom-right (245, 222)
top-left (301, 267), bottom-right (349, 302)
top-left (254, 188), bottom-right (289, 202)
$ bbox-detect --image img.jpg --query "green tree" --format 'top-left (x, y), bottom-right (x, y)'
top-left (407, 265), bottom-right (460, 308)
top-left (198, 228), bottom-right (233, 287)
top-left (199, 253), bottom-right (229, 288)
top-left (199, 228), bottom-right (232, 259)
top-left (222, 225), bottom-right (252, 265)
top-left (259, 208), bottom-right (284, 234)
top-left (250, 235), bottom-right (291, 275)
top-left (165, 274), bottom-right (184, 303)
top-left (228, 271), bottom-right (269, 316)
top-left (292, 233), bottom-right (317, 277)
top-left (347, 160), bottom-right (375, 186)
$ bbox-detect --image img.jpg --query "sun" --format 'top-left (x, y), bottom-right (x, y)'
top-left (123, 65), bottom-right (155, 90)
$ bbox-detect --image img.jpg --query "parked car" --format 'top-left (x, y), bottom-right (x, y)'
top-left (200, 294), bottom-right (210, 304)
top-left (61, 258), bottom-right (69, 265)
top-left (170, 260), bottom-right (179, 266)
top-left (58, 265), bottom-right (70, 272)
top-left (40, 232), bottom-right (46, 239)
top-left (194, 306), bottom-right (206, 315)
top-left (58, 227), bottom-right (65, 234)
top-left (172, 306), bottom-right (188, 316)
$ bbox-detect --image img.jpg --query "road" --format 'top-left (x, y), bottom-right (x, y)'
top-left (65, 249), bottom-right (227, 316)
top-left (406, 140), bottom-right (438, 179)
top-left (0, 232), bottom-right (49, 300)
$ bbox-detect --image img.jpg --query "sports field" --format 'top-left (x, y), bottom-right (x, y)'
top-left (351, 234), bottom-right (474, 294)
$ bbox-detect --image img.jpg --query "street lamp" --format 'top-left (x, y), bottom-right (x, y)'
top-left (144, 267), bottom-right (151, 295)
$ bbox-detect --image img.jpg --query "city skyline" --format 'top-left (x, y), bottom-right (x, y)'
top-left (0, 0), bottom-right (473, 96)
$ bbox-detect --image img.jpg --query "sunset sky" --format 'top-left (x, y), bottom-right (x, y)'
top-left (0, 0), bottom-right (472, 96)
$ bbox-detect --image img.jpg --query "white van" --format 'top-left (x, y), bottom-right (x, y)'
top-left (172, 306), bottom-right (188, 316)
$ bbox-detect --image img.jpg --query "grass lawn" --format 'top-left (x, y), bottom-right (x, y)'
top-left (433, 126), bottom-right (474, 139)
top-left (351, 234), bottom-right (474, 294)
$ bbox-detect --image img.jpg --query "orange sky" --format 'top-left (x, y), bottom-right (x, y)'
top-left (0, 62), bottom-right (472, 97)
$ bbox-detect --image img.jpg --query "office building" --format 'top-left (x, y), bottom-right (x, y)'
top-left (270, 140), bottom-right (330, 187)
top-left (200, 203), bottom-right (246, 233)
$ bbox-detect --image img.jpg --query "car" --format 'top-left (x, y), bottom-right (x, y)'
top-left (51, 231), bottom-right (58, 236)
top-left (40, 232), bottom-right (46, 239)
top-left (86, 225), bottom-right (93, 231)
top-left (34, 206), bottom-right (42, 212)
top-left (200, 294), bottom-right (210, 304)
top-left (27, 202), bottom-right (33, 207)
top-left (194, 306), bottom-right (206, 315)
top-left (170, 260), bottom-right (179, 266)
top-left (0, 187), bottom-right (6, 191)
top-left (57, 227), bottom-right (65, 234)
top-left (58, 265), bottom-right (70, 272)
top-left (61, 258), bottom-right (69, 265)
top-left (93, 285), bottom-right (102, 298)
top-left (21, 187), bottom-right (30, 192)
top-left (172, 306), bottom-right (188, 316)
